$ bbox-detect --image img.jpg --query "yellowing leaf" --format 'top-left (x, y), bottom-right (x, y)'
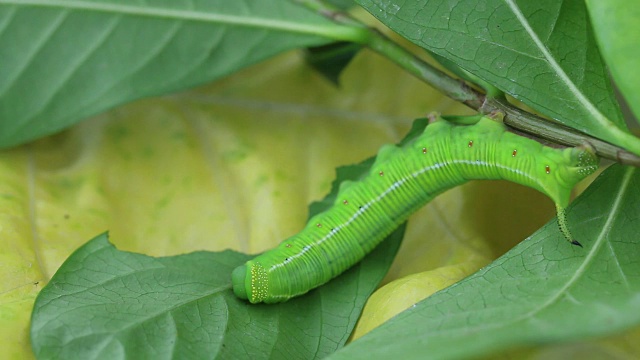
top-left (0, 49), bottom-right (468, 357)
top-left (352, 261), bottom-right (487, 340)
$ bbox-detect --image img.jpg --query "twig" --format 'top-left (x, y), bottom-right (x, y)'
top-left (298, 0), bottom-right (640, 166)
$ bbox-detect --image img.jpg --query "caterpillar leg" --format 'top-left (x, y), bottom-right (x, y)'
top-left (555, 203), bottom-right (582, 247)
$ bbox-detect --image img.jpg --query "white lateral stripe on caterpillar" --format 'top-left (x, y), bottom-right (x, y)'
top-left (231, 115), bottom-right (599, 304)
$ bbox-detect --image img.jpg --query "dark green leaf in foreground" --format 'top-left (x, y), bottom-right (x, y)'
top-left (329, 164), bottom-right (640, 359)
top-left (31, 228), bottom-right (402, 359)
top-left (356, 0), bottom-right (640, 155)
top-left (586, 0), bottom-right (640, 123)
top-left (30, 128), bottom-right (411, 358)
top-left (0, 0), bottom-right (367, 148)
top-left (305, 42), bottom-right (363, 85)
top-left (325, 0), bottom-right (357, 10)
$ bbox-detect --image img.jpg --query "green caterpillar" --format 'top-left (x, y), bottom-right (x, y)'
top-left (232, 115), bottom-right (599, 304)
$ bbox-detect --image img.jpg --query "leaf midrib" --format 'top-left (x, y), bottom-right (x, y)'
top-left (0, 0), bottom-right (363, 40)
top-left (503, 0), bottom-right (613, 130)
top-left (429, 167), bottom-right (634, 337)
top-left (54, 284), bottom-right (231, 349)
top-left (523, 166), bottom-right (634, 315)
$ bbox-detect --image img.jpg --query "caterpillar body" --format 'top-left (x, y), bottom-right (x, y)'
top-left (232, 115), bottom-right (598, 304)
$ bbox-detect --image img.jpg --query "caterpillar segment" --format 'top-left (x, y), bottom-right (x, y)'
top-left (232, 115), bottom-right (598, 304)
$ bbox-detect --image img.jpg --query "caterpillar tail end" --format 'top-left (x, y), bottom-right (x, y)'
top-left (555, 203), bottom-right (582, 248)
top-left (231, 265), bottom-right (249, 300)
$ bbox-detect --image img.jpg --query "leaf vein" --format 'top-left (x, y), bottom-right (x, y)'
top-left (0, 0), bottom-right (361, 41)
top-left (0, 8), bottom-right (67, 98)
top-left (26, 13), bottom-right (122, 122)
top-left (525, 166), bottom-right (635, 316)
top-left (503, 0), bottom-right (611, 129)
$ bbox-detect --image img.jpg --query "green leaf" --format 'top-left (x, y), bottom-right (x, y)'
top-left (2, 44), bottom-right (467, 358)
top-left (305, 42), bottom-right (363, 85)
top-left (329, 164), bottom-right (640, 359)
top-left (30, 98), bottom-right (418, 359)
top-left (31, 227), bottom-right (402, 359)
top-left (355, 0), bottom-right (640, 155)
top-left (586, 1), bottom-right (640, 123)
top-left (324, 0), bottom-right (357, 10)
top-left (0, 0), bottom-right (368, 148)
top-left (430, 53), bottom-right (504, 98)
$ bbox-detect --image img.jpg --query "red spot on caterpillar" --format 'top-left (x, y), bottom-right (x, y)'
top-left (512, 149), bottom-right (517, 157)
top-left (316, 223), bottom-right (322, 228)
top-left (343, 200), bottom-right (348, 205)
top-left (422, 147), bottom-right (427, 154)
top-left (379, 171), bottom-right (384, 176)
top-left (545, 165), bottom-right (551, 174)
top-left (468, 140), bottom-right (473, 148)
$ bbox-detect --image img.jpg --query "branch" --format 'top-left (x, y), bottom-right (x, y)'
top-left (366, 30), bottom-right (640, 166)
top-left (297, 0), bottom-right (640, 166)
